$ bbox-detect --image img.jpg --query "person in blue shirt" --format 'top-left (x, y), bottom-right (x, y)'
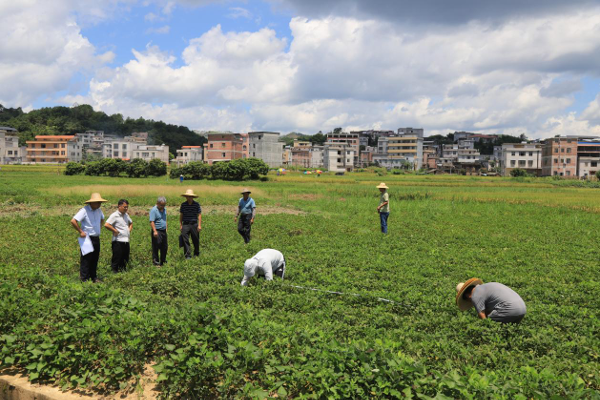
top-left (234, 188), bottom-right (256, 244)
top-left (149, 196), bottom-right (168, 266)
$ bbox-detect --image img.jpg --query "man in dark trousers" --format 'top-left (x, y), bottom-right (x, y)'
top-left (150, 196), bottom-right (168, 266)
top-left (104, 199), bottom-right (133, 273)
top-left (234, 188), bottom-right (256, 244)
top-left (179, 189), bottom-right (201, 259)
top-left (70, 193), bottom-right (107, 282)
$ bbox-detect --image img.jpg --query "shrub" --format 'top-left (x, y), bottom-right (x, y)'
top-left (99, 158), bottom-right (127, 177)
top-left (127, 158), bottom-right (149, 178)
top-left (510, 168), bottom-right (528, 177)
top-left (84, 161), bottom-right (102, 176)
top-left (64, 162), bottom-right (85, 175)
top-left (148, 158), bottom-right (167, 177)
top-left (595, 170), bottom-right (600, 180)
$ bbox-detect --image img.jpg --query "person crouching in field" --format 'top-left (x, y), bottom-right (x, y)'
top-left (70, 193), bottom-right (107, 282)
top-left (241, 249), bottom-right (286, 286)
top-left (104, 199), bottom-right (133, 273)
top-left (376, 183), bottom-right (390, 234)
top-left (150, 196), bottom-right (168, 266)
top-left (179, 189), bottom-right (202, 259)
top-left (456, 278), bottom-right (526, 323)
top-left (234, 188), bottom-right (256, 244)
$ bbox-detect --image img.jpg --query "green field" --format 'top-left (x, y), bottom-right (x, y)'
top-left (0, 167), bottom-right (599, 399)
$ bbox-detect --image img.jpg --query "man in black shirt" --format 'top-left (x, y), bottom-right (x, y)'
top-left (179, 189), bottom-right (202, 259)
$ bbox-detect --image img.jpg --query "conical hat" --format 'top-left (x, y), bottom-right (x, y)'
top-left (376, 182), bottom-right (389, 189)
top-left (241, 188), bottom-right (251, 194)
top-left (181, 189), bottom-right (198, 198)
top-left (84, 193), bottom-right (108, 203)
top-left (455, 278), bottom-right (483, 311)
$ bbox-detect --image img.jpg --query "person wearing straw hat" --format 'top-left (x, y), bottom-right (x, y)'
top-left (234, 188), bottom-right (256, 244)
top-left (376, 183), bottom-right (390, 234)
top-left (241, 248), bottom-right (286, 286)
top-left (179, 189), bottom-right (202, 259)
top-left (70, 193), bottom-right (107, 282)
top-left (456, 278), bottom-right (526, 323)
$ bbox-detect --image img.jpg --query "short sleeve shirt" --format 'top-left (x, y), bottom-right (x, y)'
top-left (73, 205), bottom-right (104, 237)
top-left (106, 211), bottom-right (133, 242)
top-left (180, 201), bottom-right (201, 222)
top-left (471, 283), bottom-right (526, 322)
top-left (238, 197), bottom-right (256, 215)
top-left (149, 206), bottom-right (167, 230)
top-left (379, 192), bottom-right (390, 213)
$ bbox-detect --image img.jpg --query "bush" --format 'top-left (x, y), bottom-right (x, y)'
top-left (148, 158), bottom-right (167, 177)
top-left (84, 161), bottom-right (102, 176)
top-left (510, 168), bottom-right (528, 177)
top-left (99, 158), bottom-right (127, 177)
top-left (171, 159), bottom-right (269, 181)
top-left (595, 170), bottom-right (600, 180)
top-left (127, 158), bottom-right (149, 178)
top-left (64, 162), bottom-right (85, 175)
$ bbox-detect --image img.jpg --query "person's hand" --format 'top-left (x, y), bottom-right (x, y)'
top-left (112, 230), bottom-right (119, 237)
top-left (79, 231), bottom-right (87, 238)
top-left (234, 216), bottom-right (237, 222)
top-left (197, 226), bottom-right (202, 232)
top-left (180, 224), bottom-right (183, 231)
top-left (250, 218), bottom-right (254, 225)
top-left (153, 230), bottom-right (158, 238)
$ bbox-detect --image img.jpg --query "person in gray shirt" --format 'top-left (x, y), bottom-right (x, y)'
top-left (456, 278), bottom-right (526, 323)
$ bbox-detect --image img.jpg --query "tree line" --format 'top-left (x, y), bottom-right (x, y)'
top-left (0, 103), bottom-right (205, 151)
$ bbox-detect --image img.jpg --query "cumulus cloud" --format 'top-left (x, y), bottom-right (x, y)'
top-left (146, 25), bottom-right (171, 34)
top-left (0, 0), bottom-right (114, 108)
top-left (227, 7), bottom-right (252, 19)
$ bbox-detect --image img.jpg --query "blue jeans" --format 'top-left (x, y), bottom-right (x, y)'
top-left (379, 212), bottom-right (389, 234)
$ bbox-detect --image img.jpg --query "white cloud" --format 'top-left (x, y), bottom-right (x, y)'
top-left (146, 25), bottom-right (171, 34)
top-left (227, 7), bottom-right (252, 19)
top-left (145, 12), bottom-right (159, 21)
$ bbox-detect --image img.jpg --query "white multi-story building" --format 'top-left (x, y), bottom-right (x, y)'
top-left (374, 131), bottom-right (424, 169)
top-left (67, 140), bottom-right (83, 162)
top-left (500, 143), bottom-right (542, 176)
top-left (248, 131), bottom-right (284, 167)
top-left (0, 127), bottom-right (24, 164)
top-left (173, 146), bottom-right (203, 166)
top-left (323, 146), bottom-right (355, 172)
top-left (131, 144), bottom-right (170, 163)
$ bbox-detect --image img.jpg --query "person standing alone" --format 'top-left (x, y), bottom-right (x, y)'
top-left (376, 183), bottom-right (390, 234)
top-left (179, 189), bottom-right (201, 259)
top-left (70, 193), bottom-right (107, 282)
top-left (150, 196), bottom-right (168, 266)
top-left (104, 199), bottom-right (133, 273)
top-left (234, 188), bottom-right (256, 244)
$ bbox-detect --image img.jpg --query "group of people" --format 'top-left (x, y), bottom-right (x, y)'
top-left (70, 183), bottom-right (526, 324)
top-left (70, 187), bottom-right (258, 282)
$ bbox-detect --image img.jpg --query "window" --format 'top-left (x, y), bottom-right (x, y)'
top-left (61, 143), bottom-right (65, 148)
top-left (122, 144), bottom-right (127, 149)
top-left (222, 153), bottom-right (226, 157)
top-left (561, 148), bottom-right (565, 153)
top-left (113, 151), bottom-right (119, 157)
top-left (41, 144), bottom-right (46, 149)
top-left (510, 160), bottom-right (516, 166)
top-left (528, 160), bottom-right (533, 167)
top-left (142, 152), bottom-right (150, 158)
top-left (554, 171), bottom-right (558, 175)
top-left (7, 150), bottom-right (12, 155)
top-left (554, 159), bottom-right (558, 163)
top-left (337, 151), bottom-right (341, 155)
top-left (114, 143), bottom-right (118, 148)
top-left (566, 171), bottom-right (571, 176)
top-left (253, 144), bottom-right (256, 148)
top-left (511, 152), bottom-right (515, 156)
top-left (520, 152), bottom-right (525, 157)
top-left (566, 158), bottom-right (571, 164)
top-left (518, 160), bottom-right (526, 166)
top-left (61, 151), bottom-right (65, 155)
top-left (554, 148), bottom-right (558, 153)
top-left (253, 152), bottom-right (256, 157)
top-left (337, 158), bottom-right (341, 163)
top-left (567, 139), bottom-right (572, 143)
top-left (592, 162), bottom-right (598, 167)
top-left (210, 144), bottom-right (213, 148)
top-left (566, 148), bottom-right (571, 153)
top-left (585, 162), bottom-right (589, 167)
top-left (221, 143), bottom-right (225, 147)
top-left (54, 144), bottom-right (58, 148)
top-left (529, 152), bottom-right (533, 156)
top-left (71, 152), bottom-right (75, 156)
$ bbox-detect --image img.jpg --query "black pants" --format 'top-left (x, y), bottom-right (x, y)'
top-left (111, 241), bottom-right (130, 273)
top-left (152, 229), bottom-right (168, 265)
top-left (237, 214), bottom-right (252, 243)
top-left (181, 223), bottom-right (199, 258)
top-left (80, 236), bottom-right (100, 282)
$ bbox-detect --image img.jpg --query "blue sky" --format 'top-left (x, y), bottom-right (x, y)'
top-left (2, 0), bottom-right (600, 137)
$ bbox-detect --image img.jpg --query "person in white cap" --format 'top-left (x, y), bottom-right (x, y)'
top-left (456, 278), bottom-right (526, 323)
top-left (241, 249), bottom-right (286, 286)
top-left (234, 188), bottom-right (256, 244)
top-left (376, 183), bottom-right (390, 234)
top-left (70, 193), bottom-right (107, 282)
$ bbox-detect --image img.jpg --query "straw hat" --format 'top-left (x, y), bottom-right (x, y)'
top-left (84, 193), bottom-right (108, 204)
top-left (376, 183), bottom-right (389, 189)
top-left (241, 188), bottom-right (251, 194)
top-left (181, 189), bottom-right (198, 198)
top-left (244, 259), bottom-right (257, 278)
top-left (455, 278), bottom-right (483, 311)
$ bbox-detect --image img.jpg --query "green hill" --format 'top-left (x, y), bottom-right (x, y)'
top-left (0, 104), bottom-right (206, 151)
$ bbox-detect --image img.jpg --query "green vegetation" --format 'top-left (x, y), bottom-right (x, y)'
top-left (65, 158), bottom-right (168, 178)
top-left (169, 158), bottom-right (270, 181)
top-left (0, 103), bottom-right (205, 151)
top-left (0, 168), bottom-right (599, 398)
